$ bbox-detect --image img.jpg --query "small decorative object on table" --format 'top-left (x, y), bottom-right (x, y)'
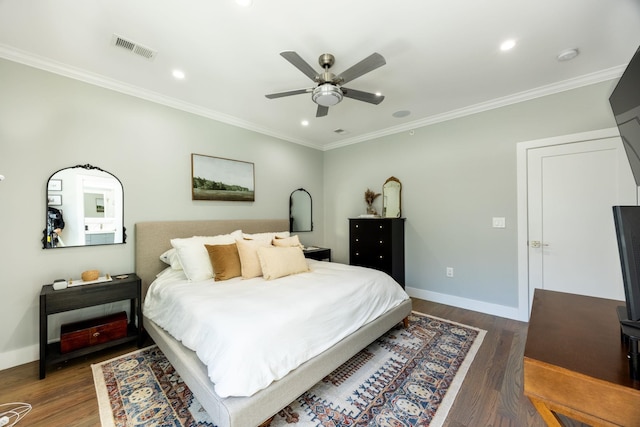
top-left (81, 270), bottom-right (100, 281)
top-left (364, 188), bottom-right (381, 216)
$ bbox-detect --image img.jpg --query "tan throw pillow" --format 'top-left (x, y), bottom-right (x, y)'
top-left (205, 243), bottom-right (241, 281)
top-left (236, 238), bottom-right (273, 278)
top-left (272, 235), bottom-right (303, 249)
top-left (257, 246), bottom-right (310, 280)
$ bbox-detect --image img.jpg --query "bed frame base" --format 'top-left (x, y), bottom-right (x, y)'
top-left (143, 300), bottom-right (412, 427)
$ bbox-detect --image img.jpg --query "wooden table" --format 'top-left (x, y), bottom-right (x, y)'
top-left (524, 289), bottom-right (640, 426)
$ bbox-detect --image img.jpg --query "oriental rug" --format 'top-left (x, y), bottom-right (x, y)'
top-left (92, 311), bottom-right (485, 427)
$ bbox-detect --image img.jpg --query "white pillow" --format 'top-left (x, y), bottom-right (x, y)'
top-left (159, 248), bottom-right (183, 270)
top-left (242, 231), bottom-right (290, 242)
top-left (257, 246), bottom-right (310, 280)
top-left (170, 230), bottom-right (242, 281)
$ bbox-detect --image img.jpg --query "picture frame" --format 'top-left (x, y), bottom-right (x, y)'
top-left (191, 153), bottom-right (255, 201)
top-left (48, 179), bottom-right (62, 191)
top-left (48, 194), bottom-right (62, 206)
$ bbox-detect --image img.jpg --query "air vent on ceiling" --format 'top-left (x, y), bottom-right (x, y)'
top-left (334, 128), bottom-right (349, 135)
top-left (111, 34), bottom-right (157, 61)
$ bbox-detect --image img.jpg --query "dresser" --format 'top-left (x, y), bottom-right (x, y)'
top-left (349, 218), bottom-right (405, 287)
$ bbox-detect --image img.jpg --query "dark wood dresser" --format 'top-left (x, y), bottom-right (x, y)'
top-left (349, 217), bottom-right (405, 287)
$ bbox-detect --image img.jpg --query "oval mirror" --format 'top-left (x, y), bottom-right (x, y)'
top-left (44, 164), bottom-right (126, 248)
top-left (383, 176), bottom-right (402, 218)
top-left (289, 188), bottom-right (312, 232)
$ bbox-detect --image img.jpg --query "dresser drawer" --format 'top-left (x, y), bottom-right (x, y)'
top-left (60, 311), bottom-right (128, 353)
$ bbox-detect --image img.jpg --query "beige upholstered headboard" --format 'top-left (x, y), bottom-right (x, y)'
top-left (135, 219), bottom-right (289, 298)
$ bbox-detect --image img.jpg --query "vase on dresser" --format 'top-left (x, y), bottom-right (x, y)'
top-left (349, 217), bottom-right (405, 288)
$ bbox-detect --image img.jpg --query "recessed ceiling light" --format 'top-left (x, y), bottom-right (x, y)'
top-left (172, 69), bottom-right (185, 80)
top-left (500, 39), bottom-right (516, 51)
top-left (236, 0), bottom-right (252, 6)
top-left (392, 110), bottom-right (411, 118)
top-left (301, 120), bottom-right (309, 126)
top-left (557, 48), bottom-right (579, 62)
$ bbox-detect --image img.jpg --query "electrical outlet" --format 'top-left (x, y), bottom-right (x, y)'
top-left (446, 267), bottom-right (454, 277)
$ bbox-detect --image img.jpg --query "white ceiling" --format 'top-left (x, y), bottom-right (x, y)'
top-left (1, 0), bottom-right (640, 151)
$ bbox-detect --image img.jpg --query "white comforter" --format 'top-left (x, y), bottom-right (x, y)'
top-left (143, 260), bottom-right (409, 398)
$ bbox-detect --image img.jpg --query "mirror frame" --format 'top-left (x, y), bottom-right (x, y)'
top-left (43, 164), bottom-right (126, 249)
top-left (382, 176), bottom-right (402, 218)
top-left (289, 188), bottom-right (313, 232)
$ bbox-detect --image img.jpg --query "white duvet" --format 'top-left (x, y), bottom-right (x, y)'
top-left (143, 259), bottom-right (409, 398)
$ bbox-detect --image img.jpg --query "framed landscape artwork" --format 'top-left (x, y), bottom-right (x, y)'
top-left (191, 154), bottom-right (255, 201)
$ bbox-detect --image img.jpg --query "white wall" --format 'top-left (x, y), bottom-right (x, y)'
top-left (323, 80), bottom-right (620, 319)
top-left (0, 58), bottom-right (324, 369)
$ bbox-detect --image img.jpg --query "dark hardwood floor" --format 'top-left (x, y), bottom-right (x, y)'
top-left (0, 298), bottom-right (587, 426)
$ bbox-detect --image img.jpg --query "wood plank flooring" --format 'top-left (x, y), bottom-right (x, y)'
top-left (0, 298), bottom-right (587, 426)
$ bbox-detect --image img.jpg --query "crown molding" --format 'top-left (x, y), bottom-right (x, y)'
top-left (322, 65), bottom-right (626, 151)
top-left (0, 44), bottom-right (323, 151)
top-left (0, 44), bottom-right (624, 153)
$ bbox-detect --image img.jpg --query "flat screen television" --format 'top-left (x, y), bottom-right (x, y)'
top-left (613, 206), bottom-right (640, 327)
top-left (610, 45), bottom-right (640, 331)
top-left (610, 44), bottom-right (640, 186)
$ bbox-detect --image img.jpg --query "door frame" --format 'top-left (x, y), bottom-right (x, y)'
top-left (516, 127), bottom-right (622, 321)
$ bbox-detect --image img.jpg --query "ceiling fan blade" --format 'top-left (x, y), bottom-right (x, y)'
top-left (336, 52), bottom-right (386, 85)
top-left (265, 88), bottom-right (310, 99)
top-left (280, 51), bottom-right (318, 81)
top-left (342, 87), bottom-right (385, 105)
top-left (316, 105), bottom-right (329, 117)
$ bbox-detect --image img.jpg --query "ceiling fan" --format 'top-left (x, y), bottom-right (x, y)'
top-left (265, 51), bottom-right (386, 117)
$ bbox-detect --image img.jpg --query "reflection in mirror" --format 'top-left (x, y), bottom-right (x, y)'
top-left (289, 188), bottom-right (313, 232)
top-left (43, 164), bottom-right (125, 248)
top-left (383, 176), bottom-right (402, 218)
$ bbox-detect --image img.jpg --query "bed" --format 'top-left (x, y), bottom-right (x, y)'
top-left (136, 219), bottom-right (412, 427)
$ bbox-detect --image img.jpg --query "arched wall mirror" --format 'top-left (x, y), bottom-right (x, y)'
top-left (383, 176), bottom-right (402, 218)
top-left (43, 164), bottom-right (126, 248)
top-left (289, 188), bottom-right (313, 232)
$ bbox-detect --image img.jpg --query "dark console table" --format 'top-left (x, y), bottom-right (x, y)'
top-left (39, 273), bottom-right (142, 379)
top-left (524, 289), bottom-right (640, 425)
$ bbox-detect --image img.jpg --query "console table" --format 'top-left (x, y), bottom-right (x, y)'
top-left (39, 273), bottom-right (143, 379)
top-left (524, 289), bottom-right (640, 425)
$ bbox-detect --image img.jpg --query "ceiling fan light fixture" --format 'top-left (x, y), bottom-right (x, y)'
top-left (312, 84), bottom-right (343, 107)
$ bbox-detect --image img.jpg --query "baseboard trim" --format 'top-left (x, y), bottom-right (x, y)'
top-left (0, 344), bottom-right (38, 371)
top-left (406, 286), bottom-right (527, 321)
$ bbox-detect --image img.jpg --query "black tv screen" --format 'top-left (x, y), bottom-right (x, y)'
top-left (610, 45), bottom-right (640, 186)
top-left (613, 206), bottom-right (640, 323)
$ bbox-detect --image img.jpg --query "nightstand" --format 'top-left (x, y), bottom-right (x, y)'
top-left (39, 273), bottom-right (143, 379)
top-left (303, 247), bottom-right (331, 261)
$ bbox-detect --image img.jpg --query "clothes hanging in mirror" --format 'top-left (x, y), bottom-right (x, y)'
top-left (43, 164), bottom-right (126, 249)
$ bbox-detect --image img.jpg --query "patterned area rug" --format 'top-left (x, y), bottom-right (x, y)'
top-left (92, 311), bottom-right (485, 426)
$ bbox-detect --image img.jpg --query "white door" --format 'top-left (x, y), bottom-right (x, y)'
top-left (527, 136), bottom-right (637, 305)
